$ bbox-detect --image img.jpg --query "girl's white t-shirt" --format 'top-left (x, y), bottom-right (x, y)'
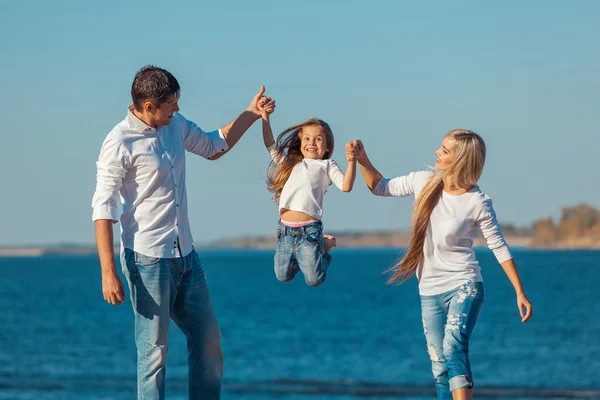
top-left (374, 170), bottom-right (512, 296)
top-left (267, 144), bottom-right (344, 220)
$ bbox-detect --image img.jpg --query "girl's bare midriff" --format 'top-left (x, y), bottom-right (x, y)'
top-left (280, 209), bottom-right (319, 222)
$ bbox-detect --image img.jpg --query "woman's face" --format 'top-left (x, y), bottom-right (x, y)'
top-left (435, 136), bottom-right (456, 171)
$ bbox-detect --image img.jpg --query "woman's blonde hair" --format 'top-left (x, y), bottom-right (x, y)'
top-left (388, 129), bottom-right (487, 284)
top-left (267, 118), bottom-right (334, 201)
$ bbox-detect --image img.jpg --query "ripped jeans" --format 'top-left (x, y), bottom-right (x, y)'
top-left (420, 281), bottom-right (484, 400)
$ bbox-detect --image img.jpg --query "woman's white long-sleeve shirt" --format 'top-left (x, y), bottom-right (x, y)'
top-left (373, 170), bottom-right (512, 295)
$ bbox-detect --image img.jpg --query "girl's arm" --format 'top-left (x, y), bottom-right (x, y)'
top-left (342, 159), bottom-right (357, 192)
top-left (259, 96), bottom-right (276, 148)
top-left (328, 160), bottom-right (352, 192)
top-left (262, 113), bottom-right (275, 148)
top-left (258, 96), bottom-right (278, 161)
top-left (327, 143), bottom-right (360, 192)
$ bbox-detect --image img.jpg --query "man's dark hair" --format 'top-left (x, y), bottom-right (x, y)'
top-left (131, 65), bottom-right (180, 111)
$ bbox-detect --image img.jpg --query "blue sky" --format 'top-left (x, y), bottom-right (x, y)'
top-left (1, 0), bottom-right (598, 246)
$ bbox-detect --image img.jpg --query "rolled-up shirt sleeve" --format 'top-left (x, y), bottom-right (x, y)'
top-left (91, 136), bottom-right (128, 223)
top-left (477, 197), bottom-right (513, 263)
top-left (372, 171), bottom-right (418, 197)
top-left (180, 113), bottom-right (229, 158)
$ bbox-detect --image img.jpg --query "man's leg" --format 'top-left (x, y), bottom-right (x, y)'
top-left (122, 249), bottom-right (179, 400)
top-left (171, 249), bottom-right (223, 400)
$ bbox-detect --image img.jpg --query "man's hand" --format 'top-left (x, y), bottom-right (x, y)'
top-left (102, 271), bottom-right (125, 306)
top-left (258, 95), bottom-right (276, 119)
top-left (247, 86), bottom-right (275, 118)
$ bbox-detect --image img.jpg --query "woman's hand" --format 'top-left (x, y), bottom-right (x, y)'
top-left (517, 292), bottom-right (533, 322)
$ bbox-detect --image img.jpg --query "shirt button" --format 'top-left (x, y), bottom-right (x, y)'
top-left (173, 241), bottom-right (177, 244)
top-left (176, 204), bottom-right (179, 207)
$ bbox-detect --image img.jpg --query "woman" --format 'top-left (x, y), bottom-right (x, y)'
top-left (350, 130), bottom-right (532, 400)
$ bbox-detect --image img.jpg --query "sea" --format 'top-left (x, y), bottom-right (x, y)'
top-left (0, 248), bottom-right (598, 400)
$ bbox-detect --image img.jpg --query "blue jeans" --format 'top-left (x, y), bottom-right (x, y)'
top-left (274, 220), bottom-right (332, 286)
top-left (121, 248), bottom-right (223, 400)
top-left (420, 281), bottom-right (484, 400)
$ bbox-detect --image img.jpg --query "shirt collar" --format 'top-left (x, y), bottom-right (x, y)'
top-left (126, 106), bottom-right (157, 133)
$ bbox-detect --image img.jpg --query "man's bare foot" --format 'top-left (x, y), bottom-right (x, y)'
top-left (323, 234), bottom-right (336, 253)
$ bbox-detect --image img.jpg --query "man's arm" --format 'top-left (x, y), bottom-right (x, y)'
top-left (92, 135), bottom-right (127, 306)
top-left (209, 110), bottom-right (261, 160)
top-left (95, 220), bottom-right (124, 305)
top-left (209, 86), bottom-right (274, 160)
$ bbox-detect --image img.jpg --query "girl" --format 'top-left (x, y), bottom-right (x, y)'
top-left (351, 130), bottom-right (532, 400)
top-left (258, 97), bottom-right (358, 286)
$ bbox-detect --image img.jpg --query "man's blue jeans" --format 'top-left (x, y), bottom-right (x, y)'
top-left (274, 220), bottom-right (331, 286)
top-left (121, 248), bottom-right (223, 400)
top-left (420, 281), bottom-right (484, 400)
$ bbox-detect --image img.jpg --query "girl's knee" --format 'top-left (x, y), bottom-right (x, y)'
top-left (275, 269), bottom-right (294, 282)
top-left (304, 274), bottom-right (325, 287)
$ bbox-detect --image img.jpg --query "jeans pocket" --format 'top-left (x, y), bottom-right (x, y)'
top-left (134, 252), bottom-right (161, 267)
top-left (276, 226), bottom-right (283, 240)
top-left (305, 226), bottom-right (322, 244)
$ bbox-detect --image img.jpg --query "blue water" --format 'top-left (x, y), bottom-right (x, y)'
top-left (0, 248), bottom-right (598, 400)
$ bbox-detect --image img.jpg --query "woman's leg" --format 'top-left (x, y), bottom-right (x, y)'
top-left (421, 294), bottom-right (453, 400)
top-left (441, 281), bottom-right (484, 399)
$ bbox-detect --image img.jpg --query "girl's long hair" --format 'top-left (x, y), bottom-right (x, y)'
top-left (387, 129), bottom-right (487, 284)
top-left (267, 118), bottom-right (334, 201)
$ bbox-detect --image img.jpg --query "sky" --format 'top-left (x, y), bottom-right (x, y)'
top-left (0, 0), bottom-right (598, 246)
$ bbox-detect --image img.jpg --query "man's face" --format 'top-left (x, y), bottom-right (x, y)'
top-left (153, 96), bottom-right (180, 127)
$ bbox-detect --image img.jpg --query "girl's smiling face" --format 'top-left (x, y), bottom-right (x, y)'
top-left (299, 125), bottom-right (328, 159)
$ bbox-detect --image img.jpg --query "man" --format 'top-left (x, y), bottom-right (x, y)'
top-left (91, 65), bottom-right (275, 399)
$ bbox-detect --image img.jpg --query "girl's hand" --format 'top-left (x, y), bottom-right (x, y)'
top-left (345, 140), bottom-right (363, 162)
top-left (517, 292), bottom-right (533, 322)
top-left (258, 96), bottom-right (276, 119)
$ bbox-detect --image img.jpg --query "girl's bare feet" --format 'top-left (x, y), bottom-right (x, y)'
top-left (323, 234), bottom-right (336, 253)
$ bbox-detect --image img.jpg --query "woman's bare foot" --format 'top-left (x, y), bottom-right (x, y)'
top-left (323, 234), bottom-right (336, 253)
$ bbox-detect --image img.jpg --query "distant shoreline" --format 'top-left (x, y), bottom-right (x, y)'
top-left (1, 234), bottom-right (598, 257)
top-left (3, 203), bottom-right (598, 257)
